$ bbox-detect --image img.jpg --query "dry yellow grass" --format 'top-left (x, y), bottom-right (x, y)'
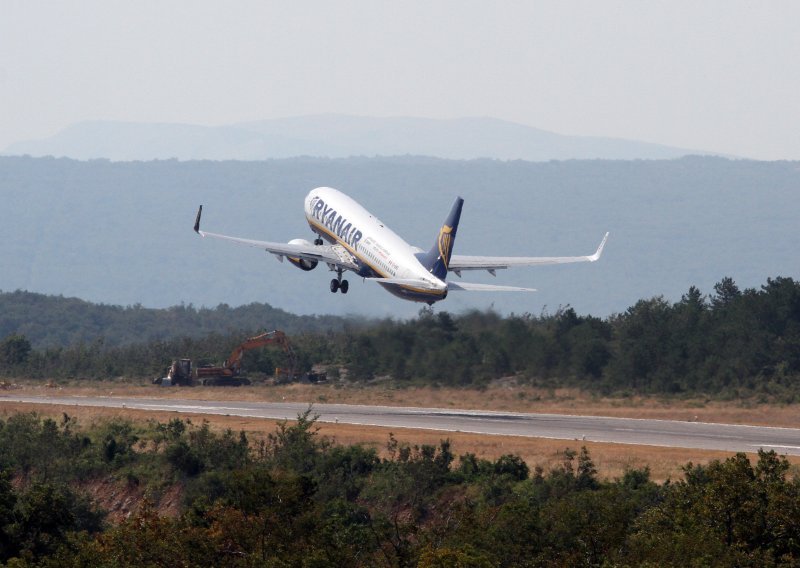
top-left (3, 399), bottom-right (798, 483)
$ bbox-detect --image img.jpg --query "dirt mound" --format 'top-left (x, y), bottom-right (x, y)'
top-left (82, 476), bottom-right (183, 523)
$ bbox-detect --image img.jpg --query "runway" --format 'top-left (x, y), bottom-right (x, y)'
top-left (4, 394), bottom-right (800, 455)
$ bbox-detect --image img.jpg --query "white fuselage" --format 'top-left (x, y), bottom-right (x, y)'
top-left (303, 187), bottom-right (447, 302)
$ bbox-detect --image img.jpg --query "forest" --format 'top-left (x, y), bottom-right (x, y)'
top-left (0, 410), bottom-right (798, 567)
top-left (3, 276), bottom-right (800, 398)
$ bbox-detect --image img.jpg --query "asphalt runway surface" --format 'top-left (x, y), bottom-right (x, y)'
top-left (3, 394), bottom-right (800, 455)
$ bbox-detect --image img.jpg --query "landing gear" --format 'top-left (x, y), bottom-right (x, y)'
top-left (330, 268), bottom-right (348, 294)
top-left (330, 279), bottom-right (349, 293)
top-left (314, 236), bottom-right (323, 245)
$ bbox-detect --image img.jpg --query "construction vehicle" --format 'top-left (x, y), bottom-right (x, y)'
top-left (275, 365), bottom-right (328, 384)
top-left (154, 330), bottom-right (297, 386)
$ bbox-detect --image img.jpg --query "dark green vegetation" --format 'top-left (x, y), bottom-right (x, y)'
top-left (4, 275), bottom-right (800, 398)
top-left (0, 411), bottom-right (798, 567)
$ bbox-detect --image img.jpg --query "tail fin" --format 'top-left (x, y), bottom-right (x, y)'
top-left (420, 197), bottom-right (464, 280)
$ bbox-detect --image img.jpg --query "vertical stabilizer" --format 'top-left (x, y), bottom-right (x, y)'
top-left (420, 197), bottom-right (464, 280)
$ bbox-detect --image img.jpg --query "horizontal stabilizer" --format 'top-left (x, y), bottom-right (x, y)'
top-left (447, 281), bottom-right (537, 292)
top-left (366, 277), bottom-right (445, 291)
top-left (367, 277), bottom-right (535, 292)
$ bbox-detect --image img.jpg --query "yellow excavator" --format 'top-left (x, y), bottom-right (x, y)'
top-left (154, 330), bottom-right (297, 387)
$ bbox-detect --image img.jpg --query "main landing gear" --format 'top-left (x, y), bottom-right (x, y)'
top-left (330, 268), bottom-right (349, 294)
top-left (330, 279), bottom-right (349, 293)
top-left (317, 233), bottom-right (347, 294)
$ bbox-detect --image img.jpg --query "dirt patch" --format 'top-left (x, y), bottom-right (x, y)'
top-left (78, 476), bottom-right (183, 523)
top-left (82, 476), bottom-right (143, 523)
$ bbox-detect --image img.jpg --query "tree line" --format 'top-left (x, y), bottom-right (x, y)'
top-left (3, 276), bottom-right (800, 398)
top-left (0, 410), bottom-right (798, 566)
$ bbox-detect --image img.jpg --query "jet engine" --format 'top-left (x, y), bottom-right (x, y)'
top-left (286, 239), bottom-right (318, 271)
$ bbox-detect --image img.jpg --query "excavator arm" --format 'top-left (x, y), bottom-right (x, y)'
top-left (223, 331), bottom-right (296, 376)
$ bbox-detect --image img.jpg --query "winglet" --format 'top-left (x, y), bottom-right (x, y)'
top-left (194, 205), bottom-right (203, 234)
top-left (589, 232), bottom-right (609, 262)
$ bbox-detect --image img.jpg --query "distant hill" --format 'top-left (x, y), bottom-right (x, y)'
top-left (2, 115), bottom-right (719, 161)
top-left (0, 290), bottom-right (360, 349)
top-left (1, 155), bottom-right (798, 320)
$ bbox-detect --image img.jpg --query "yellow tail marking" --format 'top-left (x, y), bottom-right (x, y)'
top-left (438, 225), bottom-right (453, 268)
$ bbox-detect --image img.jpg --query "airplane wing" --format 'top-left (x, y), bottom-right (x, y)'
top-left (448, 232), bottom-right (609, 276)
top-left (193, 205), bottom-right (357, 270)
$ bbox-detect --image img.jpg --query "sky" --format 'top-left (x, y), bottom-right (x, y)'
top-left (1, 1), bottom-right (799, 160)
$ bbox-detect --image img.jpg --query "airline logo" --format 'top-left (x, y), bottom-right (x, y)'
top-left (438, 225), bottom-right (453, 268)
top-left (309, 196), bottom-right (363, 250)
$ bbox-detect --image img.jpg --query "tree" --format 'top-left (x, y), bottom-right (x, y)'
top-left (0, 334), bottom-right (31, 367)
top-left (623, 451), bottom-right (800, 565)
top-left (0, 471), bottom-right (17, 562)
top-left (8, 481), bottom-right (103, 561)
top-left (711, 276), bottom-right (741, 309)
top-left (608, 297), bottom-right (673, 391)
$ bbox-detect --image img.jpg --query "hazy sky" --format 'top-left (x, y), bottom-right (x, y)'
top-left (2, 1), bottom-right (799, 160)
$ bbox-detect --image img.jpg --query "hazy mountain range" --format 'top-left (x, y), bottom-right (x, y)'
top-left (2, 115), bottom-right (722, 162)
top-left (1, 155), bottom-right (797, 320)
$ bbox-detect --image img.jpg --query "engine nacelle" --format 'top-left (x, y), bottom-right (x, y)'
top-left (287, 239), bottom-right (318, 271)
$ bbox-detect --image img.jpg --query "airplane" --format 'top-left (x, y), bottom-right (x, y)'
top-left (193, 186), bottom-right (608, 305)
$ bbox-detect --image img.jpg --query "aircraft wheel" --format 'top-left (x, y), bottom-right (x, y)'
top-left (330, 279), bottom-right (339, 293)
top-left (340, 280), bottom-right (349, 294)
top-left (314, 237), bottom-right (323, 245)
